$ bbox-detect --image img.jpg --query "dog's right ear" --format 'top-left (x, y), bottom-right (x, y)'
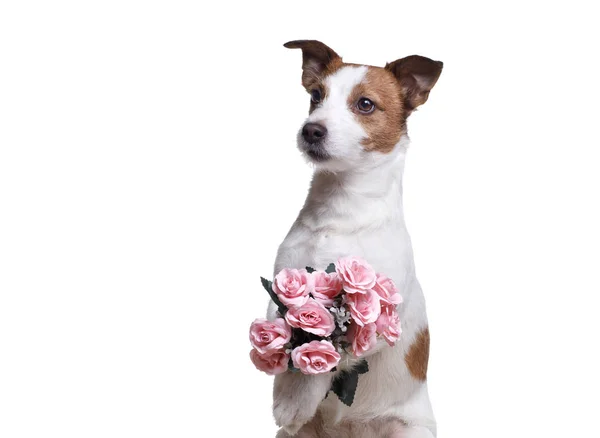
top-left (284, 40), bottom-right (341, 89)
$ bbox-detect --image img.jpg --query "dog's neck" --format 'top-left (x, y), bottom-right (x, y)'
top-left (298, 138), bottom-right (409, 233)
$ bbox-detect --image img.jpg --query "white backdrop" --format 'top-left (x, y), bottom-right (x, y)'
top-left (1, 1), bottom-right (599, 437)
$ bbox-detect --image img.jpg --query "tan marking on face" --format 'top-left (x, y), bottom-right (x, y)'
top-left (347, 66), bottom-right (406, 153)
top-left (405, 326), bottom-right (430, 381)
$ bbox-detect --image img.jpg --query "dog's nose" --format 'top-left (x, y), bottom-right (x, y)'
top-left (302, 123), bottom-right (327, 144)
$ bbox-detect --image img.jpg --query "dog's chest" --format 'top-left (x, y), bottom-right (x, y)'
top-left (275, 221), bottom-right (413, 287)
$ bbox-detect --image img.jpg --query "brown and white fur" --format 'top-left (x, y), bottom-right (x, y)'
top-left (268, 40), bottom-right (443, 438)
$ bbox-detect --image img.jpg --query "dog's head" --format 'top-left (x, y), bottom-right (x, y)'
top-left (285, 40), bottom-right (443, 172)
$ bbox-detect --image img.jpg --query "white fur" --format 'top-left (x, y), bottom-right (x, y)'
top-left (297, 66), bottom-right (374, 173)
top-left (270, 66), bottom-right (436, 437)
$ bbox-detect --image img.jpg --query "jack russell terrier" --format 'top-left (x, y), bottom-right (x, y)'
top-left (268, 40), bottom-right (443, 438)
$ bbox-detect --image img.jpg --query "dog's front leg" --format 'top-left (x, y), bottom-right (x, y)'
top-left (273, 370), bottom-right (332, 436)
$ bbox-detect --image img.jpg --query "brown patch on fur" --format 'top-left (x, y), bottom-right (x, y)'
top-left (385, 55), bottom-right (443, 112)
top-left (405, 327), bottom-right (430, 381)
top-left (307, 57), bottom-right (345, 90)
top-left (348, 67), bottom-right (407, 153)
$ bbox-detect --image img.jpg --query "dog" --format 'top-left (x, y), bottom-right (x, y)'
top-left (268, 40), bottom-right (443, 438)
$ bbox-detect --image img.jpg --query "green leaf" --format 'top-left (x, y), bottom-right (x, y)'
top-left (305, 266), bottom-right (316, 273)
top-left (330, 360), bottom-right (368, 407)
top-left (260, 277), bottom-right (287, 315)
top-left (325, 263), bottom-right (336, 274)
top-left (291, 328), bottom-right (322, 346)
top-left (355, 360), bottom-right (369, 375)
top-left (288, 358), bottom-right (301, 373)
top-left (260, 276), bottom-right (272, 293)
top-left (331, 370), bottom-right (359, 406)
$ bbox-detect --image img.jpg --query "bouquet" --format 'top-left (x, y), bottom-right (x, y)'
top-left (249, 256), bottom-right (402, 405)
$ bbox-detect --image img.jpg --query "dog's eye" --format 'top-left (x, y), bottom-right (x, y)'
top-left (311, 89), bottom-right (322, 104)
top-left (357, 98), bottom-right (375, 114)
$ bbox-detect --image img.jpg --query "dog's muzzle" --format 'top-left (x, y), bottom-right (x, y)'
top-left (301, 123), bottom-right (329, 161)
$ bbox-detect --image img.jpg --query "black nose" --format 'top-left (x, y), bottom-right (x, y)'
top-left (302, 123), bottom-right (327, 144)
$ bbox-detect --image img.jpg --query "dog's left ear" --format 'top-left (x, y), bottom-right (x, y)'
top-left (385, 55), bottom-right (443, 111)
top-left (284, 40), bottom-right (341, 88)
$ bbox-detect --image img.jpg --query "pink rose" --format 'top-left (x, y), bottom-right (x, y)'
top-left (249, 349), bottom-right (289, 375)
top-left (311, 271), bottom-right (343, 306)
top-left (335, 256), bottom-right (377, 294)
top-left (346, 289), bottom-right (381, 326)
top-left (372, 274), bottom-right (403, 306)
top-left (249, 318), bottom-right (292, 354)
top-left (375, 305), bottom-right (402, 346)
top-left (291, 340), bottom-right (341, 375)
top-left (285, 299), bottom-right (336, 337)
top-left (347, 322), bottom-right (377, 357)
top-left (273, 268), bottom-right (313, 307)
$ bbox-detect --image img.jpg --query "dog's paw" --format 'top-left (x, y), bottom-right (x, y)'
top-left (272, 372), bottom-right (332, 436)
top-left (273, 402), bottom-right (311, 435)
top-left (275, 428), bottom-right (294, 438)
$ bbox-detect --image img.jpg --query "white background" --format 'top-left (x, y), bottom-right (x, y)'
top-left (1, 1), bottom-right (599, 437)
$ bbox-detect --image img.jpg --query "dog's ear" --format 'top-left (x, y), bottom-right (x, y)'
top-left (284, 40), bottom-right (341, 88)
top-left (385, 55), bottom-right (443, 111)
